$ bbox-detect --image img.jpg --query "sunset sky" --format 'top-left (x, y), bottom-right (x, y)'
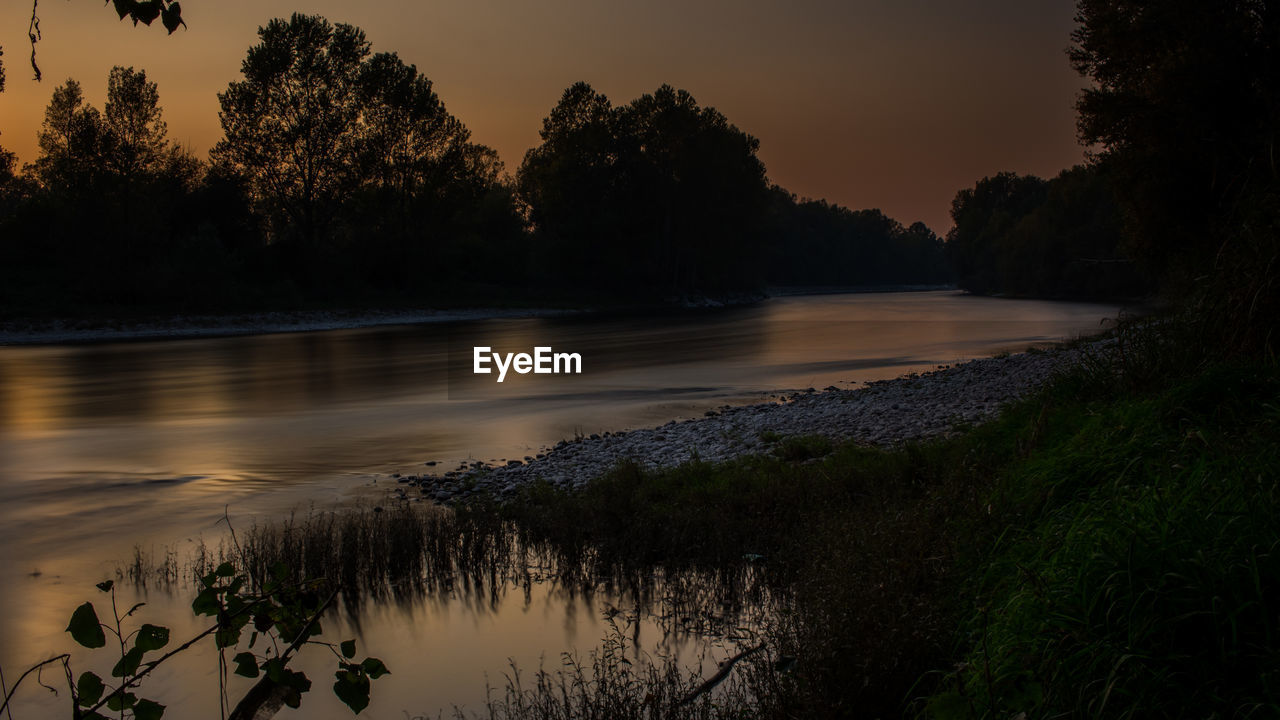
top-left (0, 0), bottom-right (1086, 233)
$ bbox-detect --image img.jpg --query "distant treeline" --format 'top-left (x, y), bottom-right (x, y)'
top-left (946, 164), bottom-right (1149, 299)
top-left (0, 14), bottom-right (950, 317)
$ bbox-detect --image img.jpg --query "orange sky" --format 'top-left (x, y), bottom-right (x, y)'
top-left (0, 0), bottom-right (1086, 233)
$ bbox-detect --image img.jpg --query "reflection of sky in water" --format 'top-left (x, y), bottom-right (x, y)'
top-left (0, 291), bottom-right (1128, 716)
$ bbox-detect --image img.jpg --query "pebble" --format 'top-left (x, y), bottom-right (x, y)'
top-left (385, 345), bottom-right (1094, 504)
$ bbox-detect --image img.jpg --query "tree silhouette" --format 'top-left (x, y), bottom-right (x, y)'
top-left (1071, 0), bottom-right (1280, 269)
top-left (946, 166), bottom-right (1141, 298)
top-left (104, 66), bottom-right (168, 178)
top-left (33, 78), bottom-right (108, 190)
top-left (518, 82), bottom-right (770, 294)
top-left (0, 47), bottom-right (14, 183)
top-left (212, 14), bottom-right (520, 292)
top-left (213, 14), bottom-right (370, 248)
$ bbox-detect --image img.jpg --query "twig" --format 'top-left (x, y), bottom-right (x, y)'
top-left (82, 593), bottom-right (277, 718)
top-left (0, 655), bottom-right (71, 715)
top-left (28, 0), bottom-right (41, 82)
top-left (227, 587), bottom-right (340, 720)
top-left (672, 643), bottom-right (765, 708)
top-left (0, 662), bottom-right (14, 720)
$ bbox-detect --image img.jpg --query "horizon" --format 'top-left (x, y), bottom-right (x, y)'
top-left (0, 0), bottom-right (1086, 233)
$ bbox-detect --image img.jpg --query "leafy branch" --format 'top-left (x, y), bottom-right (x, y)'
top-left (0, 562), bottom-right (387, 720)
top-left (27, 0), bottom-right (185, 82)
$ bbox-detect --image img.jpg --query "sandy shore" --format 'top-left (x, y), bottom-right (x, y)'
top-left (390, 344), bottom-right (1087, 503)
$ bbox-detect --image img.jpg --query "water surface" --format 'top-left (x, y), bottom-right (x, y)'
top-left (0, 291), bottom-right (1124, 716)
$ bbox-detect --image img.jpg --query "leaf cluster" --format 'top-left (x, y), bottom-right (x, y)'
top-left (107, 0), bottom-right (185, 35)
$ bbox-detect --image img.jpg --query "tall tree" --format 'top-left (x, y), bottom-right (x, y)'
top-left (517, 82), bottom-right (621, 286)
top-left (104, 66), bottom-right (167, 178)
top-left (0, 47), bottom-right (14, 181)
top-left (518, 82), bottom-right (770, 294)
top-left (32, 78), bottom-right (109, 190)
top-left (1070, 0), bottom-right (1280, 267)
top-left (213, 13), bottom-right (371, 247)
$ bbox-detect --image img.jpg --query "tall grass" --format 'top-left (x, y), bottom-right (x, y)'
top-left (928, 318), bottom-right (1280, 718)
top-left (118, 313), bottom-right (1280, 718)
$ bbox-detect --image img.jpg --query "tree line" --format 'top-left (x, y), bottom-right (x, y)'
top-left (0, 14), bottom-right (950, 316)
top-left (949, 0), bottom-right (1280, 316)
top-left (946, 164), bottom-right (1148, 299)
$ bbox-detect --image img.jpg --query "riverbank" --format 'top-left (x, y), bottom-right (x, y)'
top-left (0, 286), bottom-right (978, 346)
top-left (401, 343), bottom-right (1088, 503)
top-left (0, 306), bottom-right (587, 346)
top-left (453, 314), bottom-right (1280, 718)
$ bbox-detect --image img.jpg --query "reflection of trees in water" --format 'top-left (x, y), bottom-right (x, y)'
top-left (124, 504), bottom-right (775, 646)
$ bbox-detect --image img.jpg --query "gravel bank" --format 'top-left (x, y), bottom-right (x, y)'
top-left (389, 345), bottom-right (1085, 504)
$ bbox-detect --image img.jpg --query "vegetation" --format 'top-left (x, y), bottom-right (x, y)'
top-left (95, 312), bottom-right (1273, 719)
top-left (486, 315), bottom-right (1278, 718)
top-left (0, 565), bottom-right (388, 720)
top-left (0, 13), bottom-right (950, 320)
top-left (946, 165), bottom-right (1146, 299)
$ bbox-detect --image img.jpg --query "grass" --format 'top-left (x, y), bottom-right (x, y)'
top-left (117, 313), bottom-right (1280, 719)
top-left (929, 360), bottom-right (1280, 717)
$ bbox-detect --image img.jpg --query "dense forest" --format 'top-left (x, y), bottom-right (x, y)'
top-left (0, 14), bottom-right (952, 318)
top-left (945, 164), bottom-right (1147, 298)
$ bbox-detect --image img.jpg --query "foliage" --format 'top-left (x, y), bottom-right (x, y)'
top-left (25, 0), bottom-right (184, 82)
top-left (1069, 0), bottom-right (1280, 352)
top-left (946, 165), bottom-right (1146, 298)
top-left (4, 13), bottom-right (952, 317)
top-left (764, 188), bottom-right (952, 287)
top-left (929, 323), bottom-right (1280, 718)
top-left (210, 13), bottom-right (524, 294)
top-left (1070, 0), bottom-right (1280, 269)
top-left (0, 564), bottom-right (388, 719)
top-left (212, 14), bottom-right (371, 248)
top-left (107, 0), bottom-right (186, 35)
top-left (518, 82), bottom-right (772, 295)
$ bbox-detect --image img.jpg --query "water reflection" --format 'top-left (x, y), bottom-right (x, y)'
top-left (0, 292), bottom-right (1127, 716)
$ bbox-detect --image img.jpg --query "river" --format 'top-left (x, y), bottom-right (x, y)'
top-left (0, 291), bottom-right (1125, 717)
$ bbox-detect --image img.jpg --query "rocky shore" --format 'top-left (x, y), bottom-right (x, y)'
top-left (390, 345), bottom-right (1086, 504)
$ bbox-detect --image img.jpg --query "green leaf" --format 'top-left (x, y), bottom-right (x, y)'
top-left (232, 652), bottom-right (259, 678)
top-left (106, 691), bottom-right (137, 712)
top-left (191, 588), bottom-right (220, 616)
top-left (67, 603), bottom-right (107, 649)
top-left (333, 672), bottom-right (371, 714)
top-left (340, 639), bottom-right (356, 659)
top-left (263, 658), bottom-right (287, 684)
top-left (135, 624), bottom-right (170, 653)
top-left (96, 580), bottom-right (114, 593)
top-left (76, 672), bottom-right (105, 707)
top-left (215, 561), bottom-right (236, 577)
top-left (361, 657), bottom-right (390, 679)
top-left (215, 626), bottom-right (242, 649)
top-left (282, 687), bottom-right (302, 709)
top-left (283, 669), bottom-right (312, 694)
top-left (133, 699), bottom-right (166, 720)
top-left (131, 0), bottom-right (162, 26)
top-left (111, 0), bottom-right (135, 20)
top-left (161, 1), bottom-right (184, 34)
top-left (112, 647), bottom-right (145, 678)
